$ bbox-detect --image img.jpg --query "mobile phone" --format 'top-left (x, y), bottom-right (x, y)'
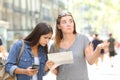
top-left (32, 64), bottom-right (39, 69)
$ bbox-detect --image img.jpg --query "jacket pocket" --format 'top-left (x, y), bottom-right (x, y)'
top-left (19, 57), bottom-right (32, 68)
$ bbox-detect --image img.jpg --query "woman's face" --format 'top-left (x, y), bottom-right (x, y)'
top-left (39, 33), bottom-right (52, 46)
top-left (58, 16), bottom-right (74, 34)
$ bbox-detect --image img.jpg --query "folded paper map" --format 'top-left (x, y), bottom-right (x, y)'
top-left (48, 51), bottom-right (74, 71)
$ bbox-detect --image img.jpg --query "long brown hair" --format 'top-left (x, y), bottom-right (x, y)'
top-left (55, 11), bottom-right (77, 51)
top-left (24, 22), bottom-right (53, 53)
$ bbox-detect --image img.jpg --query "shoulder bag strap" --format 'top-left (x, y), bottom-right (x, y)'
top-left (16, 40), bottom-right (24, 65)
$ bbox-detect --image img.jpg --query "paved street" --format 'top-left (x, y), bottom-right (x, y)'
top-left (88, 49), bottom-right (120, 80)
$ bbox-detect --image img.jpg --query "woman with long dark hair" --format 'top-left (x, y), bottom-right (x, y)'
top-left (5, 22), bottom-right (53, 80)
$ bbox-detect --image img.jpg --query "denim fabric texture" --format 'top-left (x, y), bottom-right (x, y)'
top-left (5, 40), bottom-right (48, 80)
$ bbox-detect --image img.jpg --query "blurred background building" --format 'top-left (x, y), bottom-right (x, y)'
top-left (0, 0), bottom-right (70, 51)
top-left (0, 0), bottom-right (120, 51)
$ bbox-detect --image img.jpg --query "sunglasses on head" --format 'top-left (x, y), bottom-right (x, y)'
top-left (58, 11), bottom-right (72, 17)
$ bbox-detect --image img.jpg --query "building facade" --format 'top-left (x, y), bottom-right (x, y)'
top-left (0, 0), bottom-right (69, 51)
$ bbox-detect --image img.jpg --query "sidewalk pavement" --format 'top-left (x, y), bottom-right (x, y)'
top-left (88, 49), bottom-right (120, 80)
